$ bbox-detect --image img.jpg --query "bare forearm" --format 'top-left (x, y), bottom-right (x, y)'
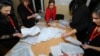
top-left (0, 35), bottom-right (10, 39)
top-left (89, 46), bottom-right (100, 52)
top-left (27, 15), bottom-right (33, 19)
top-left (68, 29), bottom-right (77, 36)
top-left (62, 29), bottom-right (77, 37)
top-left (83, 44), bottom-right (100, 52)
top-left (27, 14), bottom-right (36, 19)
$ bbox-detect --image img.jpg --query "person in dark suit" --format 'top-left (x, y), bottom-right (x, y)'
top-left (0, 1), bottom-right (23, 56)
top-left (69, 0), bottom-right (91, 42)
top-left (62, 4), bottom-right (100, 56)
top-left (88, 0), bottom-right (100, 15)
top-left (17, 0), bottom-right (38, 28)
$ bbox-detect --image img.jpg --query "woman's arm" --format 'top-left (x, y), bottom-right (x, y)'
top-left (27, 14), bottom-right (36, 19)
top-left (62, 29), bottom-right (77, 37)
top-left (82, 44), bottom-right (100, 52)
top-left (0, 33), bottom-right (23, 39)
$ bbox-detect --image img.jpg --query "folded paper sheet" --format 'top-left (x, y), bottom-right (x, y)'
top-left (21, 26), bottom-right (40, 37)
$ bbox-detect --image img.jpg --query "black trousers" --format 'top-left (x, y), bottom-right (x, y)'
top-left (76, 31), bottom-right (87, 43)
top-left (0, 37), bottom-right (19, 56)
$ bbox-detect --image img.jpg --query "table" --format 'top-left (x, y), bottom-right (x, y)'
top-left (5, 20), bottom-right (83, 56)
top-left (31, 26), bottom-right (76, 56)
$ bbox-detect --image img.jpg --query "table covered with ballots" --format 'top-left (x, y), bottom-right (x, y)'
top-left (5, 20), bottom-right (84, 56)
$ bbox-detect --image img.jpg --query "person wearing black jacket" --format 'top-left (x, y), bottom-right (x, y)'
top-left (17, 0), bottom-right (37, 28)
top-left (89, 0), bottom-right (100, 15)
top-left (69, 0), bottom-right (91, 42)
top-left (62, 4), bottom-right (100, 56)
top-left (0, 1), bottom-right (23, 56)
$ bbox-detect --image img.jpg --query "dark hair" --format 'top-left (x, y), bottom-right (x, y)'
top-left (48, 0), bottom-right (55, 5)
top-left (93, 3), bottom-right (100, 16)
top-left (0, 1), bottom-right (12, 9)
top-left (19, 0), bottom-right (30, 3)
top-left (82, 0), bottom-right (87, 4)
top-left (69, 0), bottom-right (85, 14)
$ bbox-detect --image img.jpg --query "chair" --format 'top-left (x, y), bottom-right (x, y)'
top-left (56, 14), bottom-right (64, 20)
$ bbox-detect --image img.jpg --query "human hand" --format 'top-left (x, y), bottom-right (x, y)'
top-left (61, 33), bottom-right (69, 39)
top-left (62, 29), bottom-right (77, 38)
top-left (46, 23), bottom-right (50, 27)
top-left (13, 33), bottom-right (23, 38)
top-left (82, 44), bottom-right (91, 49)
top-left (27, 14), bottom-right (36, 19)
top-left (31, 14), bottom-right (36, 18)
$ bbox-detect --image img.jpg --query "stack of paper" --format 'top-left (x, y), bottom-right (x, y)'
top-left (5, 43), bottom-right (35, 56)
top-left (20, 36), bottom-right (38, 45)
top-left (65, 36), bottom-right (82, 45)
top-left (6, 47), bottom-right (34, 56)
top-left (21, 26), bottom-right (40, 37)
top-left (35, 13), bottom-right (42, 19)
top-left (50, 42), bottom-right (84, 56)
top-left (59, 43), bottom-right (84, 55)
top-left (59, 20), bottom-right (70, 27)
top-left (37, 27), bottom-right (65, 43)
top-left (36, 22), bottom-right (46, 30)
top-left (48, 22), bottom-right (58, 27)
top-left (50, 45), bottom-right (63, 56)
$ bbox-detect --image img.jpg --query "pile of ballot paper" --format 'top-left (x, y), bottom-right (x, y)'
top-left (21, 26), bottom-right (66, 44)
top-left (50, 36), bottom-right (84, 56)
top-left (59, 20), bottom-right (70, 28)
top-left (65, 36), bottom-right (82, 45)
top-left (5, 43), bottom-right (35, 56)
top-left (35, 13), bottom-right (42, 20)
top-left (37, 27), bottom-right (66, 43)
top-left (50, 42), bottom-right (84, 56)
top-left (21, 26), bottom-right (41, 37)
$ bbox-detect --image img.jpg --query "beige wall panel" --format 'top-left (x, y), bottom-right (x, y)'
top-left (44, 0), bottom-right (71, 19)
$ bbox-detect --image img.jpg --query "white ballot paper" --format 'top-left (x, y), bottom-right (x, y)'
top-left (21, 26), bottom-right (40, 37)
top-left (65, 36), bottom-right (82, 45)
top-left (37, 27), bottom-right (65, 43)
top-left (35, 13), bottom-right (42, 19)
top-left (20, 36), bottom-right (38, 45)
top-left (59, 43), bottom-right (84, 55)
top-left (36, 22), bottom-right (46, 30)
top-left (59, 20), bottom-right (70, 26)
top-left (50, 45), bottom-right (63, 56)
top-left (5, 43), bottom-right (35, 56)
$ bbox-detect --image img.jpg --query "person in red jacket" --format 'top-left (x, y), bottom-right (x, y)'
top-left (45, 0), bottom-right (56, 26)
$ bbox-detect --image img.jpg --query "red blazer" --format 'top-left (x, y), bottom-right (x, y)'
top-left (45, 6), bottom-right (56, 22)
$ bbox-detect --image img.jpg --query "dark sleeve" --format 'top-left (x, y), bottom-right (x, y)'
top-left (70, 5), bottom-right (91, 28)
top-left (17, 5), bottom-right (30, 21)
top-left (0, 19), bottom-right (13, 39)
top-left (76, 22), bottom-right (90, 32)
top-left (70, 10), bottom-right (83, 28)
